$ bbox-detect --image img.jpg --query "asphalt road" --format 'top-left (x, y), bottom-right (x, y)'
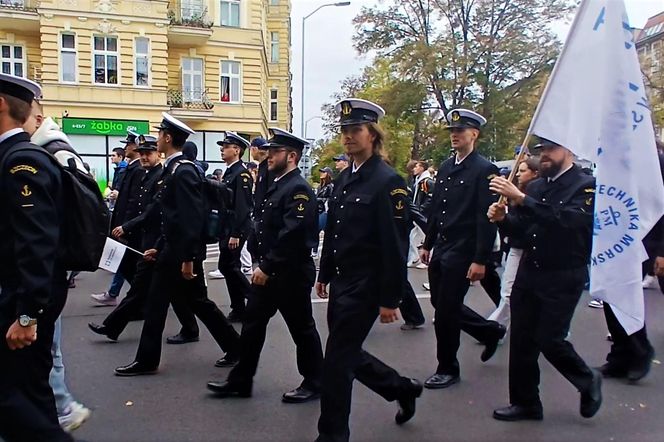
top-left (59, 261), bottom-right (664, 442)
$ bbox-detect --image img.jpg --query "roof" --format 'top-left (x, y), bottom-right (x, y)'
top-left (637, 11), bottom-right (664, 44)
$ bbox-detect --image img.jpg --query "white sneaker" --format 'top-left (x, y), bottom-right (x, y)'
top-left (642, 275), bottom-right (659, 289)
top-left (422, 282), bottom-right (430, 291)
top-left (588, 299), bottom-right (604, 309)
top-left (242, 267), bottom-right (253, 276)
top-left (59, 401), bottom-right (91, 432)
top-left (415, 262), bottom-right (428, 269)
top-left (208, 270), bottom-right (225, 279)
top-left (407, 260), bottom-right (420, 268)
top-left (90, 292), bottom-right (118, 307)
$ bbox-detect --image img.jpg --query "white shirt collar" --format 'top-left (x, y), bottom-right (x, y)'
top-left (352, 160), bottom-right (367, 173)
top-left (129, 158), bottom-right (141, 165)
top-left (455, 152), bottom-right (471, 165)
top-left (549, 163), bottom-right (573, 182)
top-left (164, 151), bottom-right (183, 168)
top-left (0, 128), bottom-right (25, 145)
top-left (226, 159), bottom-right (240, 169)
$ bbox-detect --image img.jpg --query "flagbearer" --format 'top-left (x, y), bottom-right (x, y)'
top-left (488, 136), bottom-right (602, 421)
top-left (207, 128), bottom-right (324, 402)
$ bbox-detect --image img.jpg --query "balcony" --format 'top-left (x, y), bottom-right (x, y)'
top-left (0, 0), bottom-right (40, 32)
top-left (167, 0), bottom-right (213, 46)
top-left (167, 88), bottom-right (214, 120)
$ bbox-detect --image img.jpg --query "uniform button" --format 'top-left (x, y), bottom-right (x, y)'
top-left (442, 211), bottom-right (446, 214)
top-left (334, 235), bottom-right (338, 238)
top-left (542, 198), bottom-right (546, 202)
top-left (444, 188), bottom-right (448, 191)
top-left (460, 180), bottom-right (464, 184)
top-left (262, 210), bottom-right (265, 213)
top-left (334, 250), bottom-right (337, 253)
top-left (532, 234), bottom-right (536, 237)
top-left (340, 205), bottom-right (344, 209)
top-left (336, 220), bottom-right (340, 224)
top-left (443, 199), bottom-right (446, 203)
top-left (343, 191), bottom-right (347, 194)
top-left (355, 198), bottom-right (360, 202)
top-left (447, 177), bottom-right (451, 181)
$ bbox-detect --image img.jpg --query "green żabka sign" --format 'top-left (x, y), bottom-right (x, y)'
top-left (62, 118), bottom-right (150, 136)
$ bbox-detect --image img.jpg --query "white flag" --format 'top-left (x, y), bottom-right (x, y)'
top-left (98, 237), bottom-right (128, 274)
top-left (528, 0), bottom-right (664, 334)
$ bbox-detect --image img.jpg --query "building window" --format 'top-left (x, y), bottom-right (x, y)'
top-left (60, 34), bottom-right (77, 83)
top-left (270, 89), bottom-right (278, 121)
top-left (135, 37), bottom-right (149, 87)
top-left (181, 0), bottom-right (205, 20)
top-left (220, 60), bottom-right (241, 103)
top-left (93, 36), bottom-right (118, 85)
top-left (270, 31), bottom-right (279, 63)
top-left (182, 57), bottom-right (204, 102)
top-left (220, 0), bottom-right (240, 27)
top-left (1, 44), bottom-right (25, 77)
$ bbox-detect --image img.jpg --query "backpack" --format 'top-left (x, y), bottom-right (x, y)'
top-left (172, 159), bottom-right (233, 244)
top-left (0, 141), bottom-right (110, 271)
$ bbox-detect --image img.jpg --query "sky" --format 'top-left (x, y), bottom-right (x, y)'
top-left (290, 0), bottom-right (664, 142)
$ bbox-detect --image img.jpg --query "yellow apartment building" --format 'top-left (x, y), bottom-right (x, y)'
top-left (0, 0), bottom-right (292, 185)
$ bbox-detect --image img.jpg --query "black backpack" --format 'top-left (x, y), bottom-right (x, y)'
top-left (1, 141), bottom-right (110, 271)
top-left (172, 159), bottom-right (233, 244)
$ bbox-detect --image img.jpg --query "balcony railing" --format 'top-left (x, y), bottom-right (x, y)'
top-left (167, 89), bottom-right (214, 110)
top-left (167, 1), bottom-right (213, 28)
top-left (0, 0), bottom-right (38, 12)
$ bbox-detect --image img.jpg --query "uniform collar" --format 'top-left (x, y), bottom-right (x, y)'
top-left (0, 128), bottom-right (25, 145)
top-left (164, 151), bottom-right (183, 168)
top-left (548, 163), bottom-right (574, 183)
top-left (226, 159), bottom-right (242, 170)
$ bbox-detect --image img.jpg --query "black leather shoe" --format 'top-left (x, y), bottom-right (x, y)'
top-left (627, 347), bottom-right (654, 382)
top-left (424, 373), bottom-right (459, 389)
top-left (400, 322), bottom-right (424, 331)
top-left (596, 363), bottom-right (627, 378)
top-left (215, 354), bottom-right (239, 368)
top-left (206, 380), bottom-right (251, 397)
top-left (395, 378), bottom-right (423, 425)
top-left (580, 369), bottom-right (602, 418)
top-left (166, 333), bottom-right (200, 345)
top-left (282, 386), bottom-right (320, 403)
top-left (227, 310), bottom-right (244, 323)
top-left (114, 361), bottom-right (158, 377)
top-left (88, 322), bottom-right (118, 341)
top-left (493, 404), bottom-right (543, 421)
top-left (481, 324), bottom-right (507, 362)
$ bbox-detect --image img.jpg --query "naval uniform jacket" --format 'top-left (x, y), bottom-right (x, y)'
top-left (422, 150), bottom-right (498, 267)
top-left (253, 159), bottom-right (272, 218)
top-left (318, 155), bottom-right (410, 309)
top-left (255, 168), bottom-right (318, 277)
top-left (0, 131), bottom-right (65, 323)
top-left (121, 164), bottom-right (163, 251)
top-left (152, 157), bottom-right (206, 264)
top-left (111, 158), bottom-right (144, 242)
top-left (221, 161), bottom-right (254, 240)
top-left (498, 164), bottom-right (595, 271)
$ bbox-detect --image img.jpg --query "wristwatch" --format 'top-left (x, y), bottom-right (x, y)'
top-left (18, 315), bottom-right (37, 327)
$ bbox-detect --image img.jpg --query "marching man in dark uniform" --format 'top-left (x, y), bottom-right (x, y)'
top-left (89, 136), bottom-right (199, 342)
top-left (488, 136), bottom-right (602, 421)
top-left (115, 113), bottom-right (240, 376)
top-left (0, 74), bottom-right (73, 441)
top-left (207, 128), bottom-right (324, 402)
top-left (247, 136), bottom-right (270, 259)
top-left (316, 99), bottom-right (423, 442)
top-left (419, 109), bottom-right (506, 390)
top-left (216, 132), bottom-right (254, 322)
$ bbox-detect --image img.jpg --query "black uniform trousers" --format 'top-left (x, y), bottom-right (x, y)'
top-left (428, 250), bottom-right (504, 375)
top-left (103, 259), bottom-right (199, 338)
top-left (399, 281), bottom-right (425, 326)
top-left (228, 262), bottom-right (323, 389)
top-left (135, 258), bottom-right (239, 368)
top-left (509, 265), bottom-right (594, 407)
top-left (218, 237), bottom-right (251, 314)
top-left (603, 303), bottom-right (653, 371)
top-left (318, 274), bottom-right (413, 442)
top-left (0, 271), bottom-right (72, 442)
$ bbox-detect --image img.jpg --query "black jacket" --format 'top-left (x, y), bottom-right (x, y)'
top-left (644, 151), bottom-right (664, 258)
top-left (412, 174), bottom-right (434, 218)
top-left (423, 150), bottom-right (498, 266)
top-left (221, 161), bottom-right (254, 239)
top-left (498, 164), bottom-right (595, 271)
top-left (253, 159), bottom-right (272, 218)
top-left (0, 131), bottom-right (65, 320)
top-left (255, 168), bottom-right (317, 276)
top-left (319, 155), bottom-right (410, 309)
top-left (316, 182), bottom-right (334, 214)
top-left (153, 157), bottom-right (206, 263)
top-left (122, 164), bottom-right (164, 250)
top-left (111, 159), bottom-right (144, 234)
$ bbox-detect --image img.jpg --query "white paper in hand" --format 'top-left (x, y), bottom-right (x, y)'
top-left (98, 237), bottom-right (128, 273)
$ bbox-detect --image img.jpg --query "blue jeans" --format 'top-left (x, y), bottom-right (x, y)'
top-left (49, 316), bottom-right (73, 415)
top-left (109, 272), bottom-right (125, 298)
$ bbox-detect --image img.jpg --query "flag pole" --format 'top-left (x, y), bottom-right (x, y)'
top-left (498, 0), bottom-right (592, 205)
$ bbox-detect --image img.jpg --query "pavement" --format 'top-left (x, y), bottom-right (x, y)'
top-left (60, 261), bottom-right (664, 442)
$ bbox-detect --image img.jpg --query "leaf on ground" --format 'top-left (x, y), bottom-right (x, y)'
top-left (125, 401), bottom-right (134, 407)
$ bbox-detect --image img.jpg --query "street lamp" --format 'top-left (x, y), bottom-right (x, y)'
top-left (300, 1), bottom-right (351, 137)
top-left (305, 115), bottom-right (323, 139)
